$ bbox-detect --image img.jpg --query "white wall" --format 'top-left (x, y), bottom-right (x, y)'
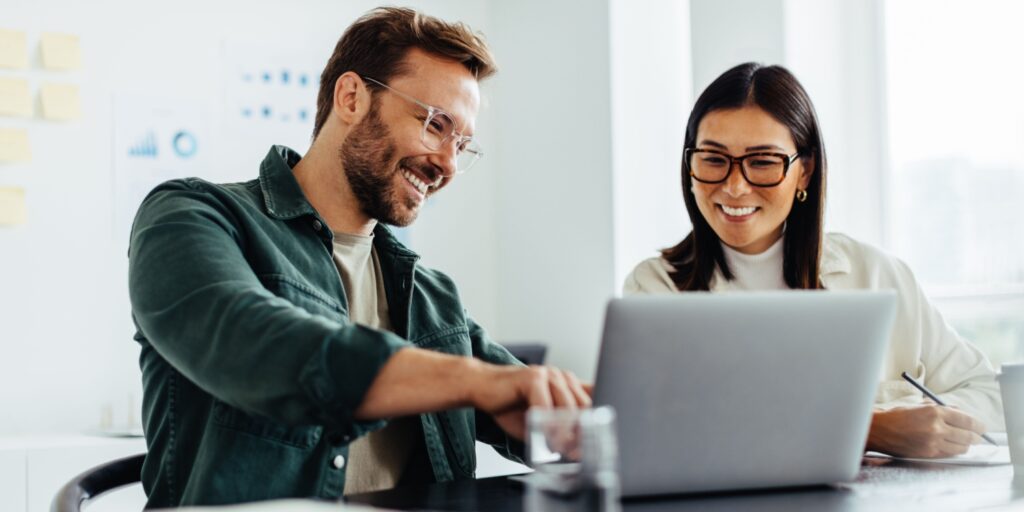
top-left (689, 0), bottom-right (785, 95)
top-left (610, 0), bottom-right (692, 289)
top-left (487, 0), bottom-right (616, 380)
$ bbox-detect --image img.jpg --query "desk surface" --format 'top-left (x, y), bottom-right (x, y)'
top-left (345, 459), bottom-right (1024, 511)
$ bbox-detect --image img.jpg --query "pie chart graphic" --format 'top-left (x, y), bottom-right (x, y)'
top-left (173, 130), bottom-right (198, 158)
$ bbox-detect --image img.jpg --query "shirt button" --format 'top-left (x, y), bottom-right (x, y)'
top-left (332, 455), bottom-right (346, 469)
top-left (312, 219), bottom-right (323, 231)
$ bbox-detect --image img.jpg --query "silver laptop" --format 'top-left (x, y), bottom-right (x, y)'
top-left (593, 291), bottom-right (897, 496)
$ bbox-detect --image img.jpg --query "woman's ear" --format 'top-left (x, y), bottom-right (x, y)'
top-left (798, 155), bottom-right (815, 190)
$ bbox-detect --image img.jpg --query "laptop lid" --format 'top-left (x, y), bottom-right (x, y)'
top-left (593, 291), bottom-right (897, 496)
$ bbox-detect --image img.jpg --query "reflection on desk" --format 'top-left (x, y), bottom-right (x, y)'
top-left (345, 458), bottom-right (1024, 511)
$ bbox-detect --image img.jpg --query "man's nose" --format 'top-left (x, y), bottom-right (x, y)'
top-left (429, 137), bottom-right (460, 178)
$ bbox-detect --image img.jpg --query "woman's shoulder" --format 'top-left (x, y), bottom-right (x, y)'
top-left (623, 256), bottom-right (678, 295)
top-left (822, 232), bottom-right (914, 286)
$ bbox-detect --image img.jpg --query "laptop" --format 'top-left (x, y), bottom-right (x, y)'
top-left (592, 291), bottom-right (897, 496)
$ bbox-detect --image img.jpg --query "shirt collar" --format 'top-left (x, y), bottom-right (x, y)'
top-left (257, 144), bottom-right (419, 262)
top-left (258, 145), bottom-right (318, 220)
top-left (819, 235), bottom-right (851, 276)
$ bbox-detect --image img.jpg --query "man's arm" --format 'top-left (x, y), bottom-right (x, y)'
top-left (130, 182), bottom-right (410, 438)
top-left (355, 343), bottom-right (591, 440)
top-left (131, 181), bottom-right (587, 442)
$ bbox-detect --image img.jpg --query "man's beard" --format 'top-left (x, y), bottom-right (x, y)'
top-left (339, 106), bottom-right (420, 227)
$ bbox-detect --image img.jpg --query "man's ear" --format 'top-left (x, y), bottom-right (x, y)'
top-left (332, 71), bottom-right (372, 125)
top-left (798, 155), bottom-right (815, 190)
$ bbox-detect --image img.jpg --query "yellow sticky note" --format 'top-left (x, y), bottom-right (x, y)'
top-left (40, 83), bottom-right (81, 120)
top-left (0, 77), bottom-right (32, 117)
top-left (0, 187), bottom-right (27, 226)
top-left (0, 128), bottom-right (31, 162)
top-left (40, 32), bottom-right (81, 70)
top-left (0, 29), bottom-right (29, 69)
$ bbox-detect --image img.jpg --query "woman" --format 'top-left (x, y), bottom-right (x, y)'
top-left (624, 62), bottom-right (1002, 458)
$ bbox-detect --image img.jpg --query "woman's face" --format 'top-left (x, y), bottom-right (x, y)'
top-left (690, 105), bottom-right (812, 255)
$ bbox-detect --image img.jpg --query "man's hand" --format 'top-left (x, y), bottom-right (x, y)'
top-left (468, 363), bottom-right (592, 440)
top-left (866, 404), bottom-right (987, 458)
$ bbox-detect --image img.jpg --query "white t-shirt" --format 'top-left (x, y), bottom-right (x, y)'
top-left (718, 236), bottom-right (787, 290)
top-left (331, 231), bottom-right (417, 496)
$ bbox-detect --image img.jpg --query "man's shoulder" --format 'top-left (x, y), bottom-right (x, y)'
top-left (139, 177), bottom-right (263, 216)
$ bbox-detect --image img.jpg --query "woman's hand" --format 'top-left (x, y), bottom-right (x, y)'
top-left (866, 404), bottom-right (987, 458)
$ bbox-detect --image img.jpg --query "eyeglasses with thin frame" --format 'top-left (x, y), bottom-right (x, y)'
top-left (685, 147), bottom-right (800, 187)
top-left (362, 76), bottom-right (482, 173)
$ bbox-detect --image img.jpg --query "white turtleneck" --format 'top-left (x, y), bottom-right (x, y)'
top-left (718, 236), bottom-right (788, 290)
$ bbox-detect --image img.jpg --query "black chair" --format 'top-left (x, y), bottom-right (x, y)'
top-left (501, 342), bottom-right (548, 366)
top-left (51, 453), bottom-right (145, 512)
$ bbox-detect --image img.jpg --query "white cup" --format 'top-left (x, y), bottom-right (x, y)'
top-left (998, 363), bottom-right (1024, 480)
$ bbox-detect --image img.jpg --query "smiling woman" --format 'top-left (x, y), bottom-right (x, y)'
top-left (623, 62), bottom-right (1003, 460)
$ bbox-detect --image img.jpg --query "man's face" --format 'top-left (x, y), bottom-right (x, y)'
top-left (340, 48), bottom-right (481, 227)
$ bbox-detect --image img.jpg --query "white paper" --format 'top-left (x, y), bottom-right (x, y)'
top-left (865, 444), bottom-right (1010, 466)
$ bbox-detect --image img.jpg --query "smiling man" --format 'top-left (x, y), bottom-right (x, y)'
top-left (128, 7), bottom-right (590, 508)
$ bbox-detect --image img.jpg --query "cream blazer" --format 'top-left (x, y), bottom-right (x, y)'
top-left (623, 232), bottom-right (1004, 430)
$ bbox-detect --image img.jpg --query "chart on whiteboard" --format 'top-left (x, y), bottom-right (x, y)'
top-left (112, 94), bottom-right (211, 243)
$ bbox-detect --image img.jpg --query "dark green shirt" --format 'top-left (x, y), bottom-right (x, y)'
top-left (128, 145), bottom-right (522, 508)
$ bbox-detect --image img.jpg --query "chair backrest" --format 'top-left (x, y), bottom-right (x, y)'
top-left (51, 453), bottom-right (145, 512)
top-left (501, 342), bottom-right (547, 366)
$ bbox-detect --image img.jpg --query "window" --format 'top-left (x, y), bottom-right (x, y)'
top-left (884, 0), bottom-right (1024, 365)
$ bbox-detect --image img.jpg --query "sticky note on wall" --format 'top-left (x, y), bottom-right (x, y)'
top-left (0, 77), bottom-right (32, 117)
top-left (40, 32), bottom-right (81, 70)
top-left (0, 128), bottom-right (31, 162)
top-left (0, 29), bottom-right (29, 69)
top-left (0, 187), bottom-right (27, 226)
top-left (40, 83), bottom-right (81, 120)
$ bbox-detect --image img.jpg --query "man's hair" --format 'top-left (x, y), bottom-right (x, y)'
top-left (313, 7), bottom-right (497, 139)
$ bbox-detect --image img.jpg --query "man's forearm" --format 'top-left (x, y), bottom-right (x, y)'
top-left (353, 347), bottom-right (491, 420)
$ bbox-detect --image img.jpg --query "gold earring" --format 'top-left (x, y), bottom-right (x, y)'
top-left (795, 189), bottom-right (808, 202)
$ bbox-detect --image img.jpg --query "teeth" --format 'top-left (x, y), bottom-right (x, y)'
top-left (401, 169), bottom-right (429, 195)
top-left (721, 205), bottom-right (757, 216)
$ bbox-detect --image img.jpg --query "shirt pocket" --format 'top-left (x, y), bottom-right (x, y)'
top-left (259, 273), bottom-right (346, 320)
top-left (412, 325), bottom-right (472, 356)
top-left (211, 399), bottom-right (323, 449)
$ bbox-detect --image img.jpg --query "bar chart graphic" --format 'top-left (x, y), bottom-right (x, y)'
top-left (127, 131), bottom-right (158, 158)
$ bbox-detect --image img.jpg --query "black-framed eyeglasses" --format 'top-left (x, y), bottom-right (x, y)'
top-left (362, 76), bottom-right (482, 173)
top-left (684, 148), bottom-right (800, 187)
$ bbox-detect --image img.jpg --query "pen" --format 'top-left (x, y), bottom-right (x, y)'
top-left (900, 371), bottom-right (998, 446)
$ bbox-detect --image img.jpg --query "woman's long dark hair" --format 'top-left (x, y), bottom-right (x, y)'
top-left (662, 62), bottom-right (827, 290)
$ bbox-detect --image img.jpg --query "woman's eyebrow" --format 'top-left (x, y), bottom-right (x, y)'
top-left (698, 139), bottom-right (728, 149)
top-left (745, 144), bottom-right (787, 152)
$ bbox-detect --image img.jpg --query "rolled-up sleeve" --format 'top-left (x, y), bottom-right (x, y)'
top-left (876, 257), bottom-right (1004, 430)
top-left (129, 181), bottom-right (411, 435)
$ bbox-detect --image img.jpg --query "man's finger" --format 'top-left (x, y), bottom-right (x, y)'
top-left (547, 367), bottom-right (577, 409)
top-left (527, 366), bottom-right (553, 409)
top-left (564, 371), bottom-right (592, 408)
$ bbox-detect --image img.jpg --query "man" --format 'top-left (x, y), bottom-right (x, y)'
top-left (128, 7), bottom-right (589, 507)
